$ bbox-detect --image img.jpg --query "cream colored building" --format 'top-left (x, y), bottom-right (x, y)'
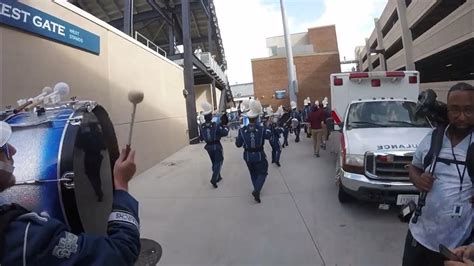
top-left (356, 0), bottom-right (473, 101)
top-left (0, 0), bottom-right (189, 173)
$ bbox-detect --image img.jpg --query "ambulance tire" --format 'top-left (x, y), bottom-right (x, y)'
top-left (338, 184), bottom-right (355, 203)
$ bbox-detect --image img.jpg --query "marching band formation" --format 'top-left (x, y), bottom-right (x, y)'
top-left (198, 97), bottom-right (331, 203)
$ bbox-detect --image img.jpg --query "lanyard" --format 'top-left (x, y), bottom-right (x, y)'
top-left (450, 133), bottom-right (473, 192)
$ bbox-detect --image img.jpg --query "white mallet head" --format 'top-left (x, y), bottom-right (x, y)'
top-left (128, 90), bottom-right (144, 105)
top-left (53, 82), bottom-right (70, 97)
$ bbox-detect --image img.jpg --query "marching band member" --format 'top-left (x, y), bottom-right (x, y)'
top-left (235, 100), bottom-right (271, 203)
top-left (199, 102), bottom-right (229, 188)
top-left (321, 97), bottom-right (331, 150)
top-left (268, 108), bottom-right (284, 167)
top-left (289, 101), bottom-right (302, 143)
top-left (0, 121), bottom-right (140, 265)
top-left (303, 97), bottom-right (312, 138)
top-left (280, 106), bottom-right (291, 148)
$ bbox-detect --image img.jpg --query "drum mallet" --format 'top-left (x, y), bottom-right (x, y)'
top-left (43, 82), bottom-right (70, 105)
top-left (126, 90), bottom-right (144, 156)
top-left (15, 87), bottom-right (53, 114)
top-left (25, 83), bottom-right (69, 111)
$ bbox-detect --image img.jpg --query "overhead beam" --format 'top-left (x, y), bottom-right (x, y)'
top-left (96, 0), bottom-right (111, 21)
top-left (123, 0), bottom-right (133, 36)
top-left (108, 2), bottom-right (202, 28)
top-left (146, 0), bottom-right (173, 26)
top-left (190, 11), bottom-right (202, 40)
top-left (109, 10), bottom-right (158, 28)
top-left (199, 0), bottom-right (210, 18)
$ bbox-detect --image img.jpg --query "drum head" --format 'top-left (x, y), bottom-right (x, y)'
top-left (60, 105), bottom-right (119, 235)
top-left (72, 144), bottom-right (113, 235)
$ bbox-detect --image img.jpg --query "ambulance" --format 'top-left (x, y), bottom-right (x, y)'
top-left (329, 71), bottom-right (432, 206)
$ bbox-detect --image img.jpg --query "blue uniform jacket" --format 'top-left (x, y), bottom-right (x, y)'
top-left (302, 106), bottom-right (311, 121)
top-left (2, 190), bottom-right (140, 266)
top-left (235, 124), bottom-right (271, 162)
top-left (290, 110), bottom-right (302, 122)
top-left (269, 124), bottom-right (284, 148)
top-left (199, 121), bottom-right (229, 151)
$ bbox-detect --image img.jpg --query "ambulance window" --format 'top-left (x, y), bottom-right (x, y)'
top-left (347, 101), bottom-right (430, 128)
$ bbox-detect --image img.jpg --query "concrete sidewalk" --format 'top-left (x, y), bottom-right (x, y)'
top-left (130, 132), bottom-right (408, 266)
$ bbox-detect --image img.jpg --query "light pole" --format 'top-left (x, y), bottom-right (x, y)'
top-left (279, 0), bottom-right (297, 107)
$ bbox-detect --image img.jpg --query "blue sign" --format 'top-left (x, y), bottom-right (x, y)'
top-left (275, 90), bottom-right (287, 99)
top-left (0, 0), bottom-right (100, 54)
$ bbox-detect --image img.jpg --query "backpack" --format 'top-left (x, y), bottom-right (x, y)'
top-left (0, 204), bottom-right (28, 259)
top-left (423, 125), bottom-right (474, 177)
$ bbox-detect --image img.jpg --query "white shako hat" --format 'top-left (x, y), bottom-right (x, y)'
top-left (247, 100), bottom-right (262, 119)
top-left (290, 101), bottom-right (297, 109)
top-left (0, 121), bottom-right (12, 147)
top-left (201, 101), bottom-right (213, 115)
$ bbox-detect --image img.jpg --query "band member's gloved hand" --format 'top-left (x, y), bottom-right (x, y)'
top-left (221, 113), bottom-right (229, 126)
top-left (413, 172), bottom-right (435, 192)
top-left (113, 147), bottom-right (137, 192)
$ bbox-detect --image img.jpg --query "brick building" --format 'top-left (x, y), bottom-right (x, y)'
top-left (251, 25), bottom-right (341, 109)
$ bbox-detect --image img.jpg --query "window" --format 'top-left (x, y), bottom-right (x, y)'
top-left (372, 58), bottom-right (380, 69)
top-left (370, 40), bottom-right (378, 51)
top-left (346, 101), bottom-right (430, 129)
top-left (410, 0), bottom-right (466, 40)
top-left (381, 10), bottom-right (399, 37)
top-left (269, 46), bottom-right (277, 56)
top-left (384, 38), bottom-right (403, 60)
top-left (362, 54), bottom-right (368, 63)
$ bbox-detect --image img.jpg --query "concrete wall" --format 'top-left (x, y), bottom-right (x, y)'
top-left (0, 0), bottom-right (188, 173)
top-left (252, 52), bottom-right (341, 108)
top-left (230, 83), bottom-right (254, 98)
top-left (357, 0), bottom-right (473, 70)
top-left (214, 88), bottom-right (221, 110)
top-left (195, 84), bottom-right (213, 111)
top-left (252, 25), bottom-right (340, 109)
top-left (308, 25), bottom-right (339, 53)
top-left (266, 32), bottom-right (309, 49)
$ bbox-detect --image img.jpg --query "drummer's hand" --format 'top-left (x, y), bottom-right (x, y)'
top-left (113, 148), bottom-right (136, 192)
top-left (445, 259), bottom-right (474, 266)
top-left (444, 246), bottom-right (474, 266)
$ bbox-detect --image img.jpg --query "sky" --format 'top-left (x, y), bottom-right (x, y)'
top-left (213, 0), bottom-right (388, 85)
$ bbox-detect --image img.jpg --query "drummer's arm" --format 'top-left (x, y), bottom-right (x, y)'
top-left (84, 190), bottom-right (140, 264)
top-left (219, 125), bottom-right (229, 137)
top-left (50, 147), bottom-right (140, 265)
top-left (35, 190), bottom-right (140, 265)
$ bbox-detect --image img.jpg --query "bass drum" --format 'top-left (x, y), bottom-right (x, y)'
top-left (1, 101), bottom-right (119, 235)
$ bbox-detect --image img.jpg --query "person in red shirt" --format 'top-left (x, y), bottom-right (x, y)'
top-left (306, 104), bottom-right (326, 157)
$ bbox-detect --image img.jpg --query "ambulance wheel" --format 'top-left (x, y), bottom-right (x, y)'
top-left (338, 184), bottom-right (355, 204)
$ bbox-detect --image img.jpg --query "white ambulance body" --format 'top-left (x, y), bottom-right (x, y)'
top-left (330, 71), bottom-right (432, 205)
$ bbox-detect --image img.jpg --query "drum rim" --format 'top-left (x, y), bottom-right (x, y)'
top-left (59, 105), bottom-right (119, 234)
top-left (56, 111), bottom-right (75, 229)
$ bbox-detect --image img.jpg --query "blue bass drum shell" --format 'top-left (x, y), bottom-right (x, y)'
top-left (3, 104), bottom-right (119, 235)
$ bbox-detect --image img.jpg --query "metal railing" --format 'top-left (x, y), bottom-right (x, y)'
top-left (135, 31), bottom-right (167, 57)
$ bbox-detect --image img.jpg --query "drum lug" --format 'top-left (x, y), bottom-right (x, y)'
top-left (60, 172), bottom-right (75, 189)
top-left (68, 117), bottom-right (82, 126)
